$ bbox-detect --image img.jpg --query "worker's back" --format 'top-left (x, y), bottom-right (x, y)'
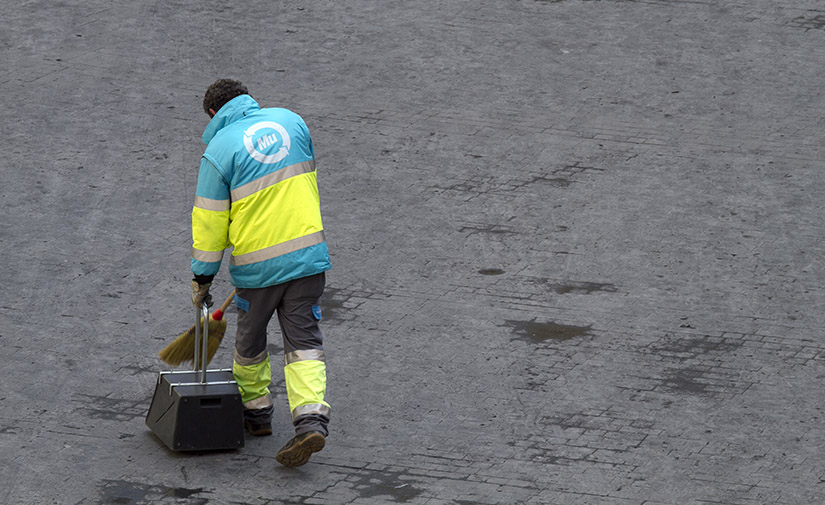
top-left (193, 94), bottom-right (331, 289)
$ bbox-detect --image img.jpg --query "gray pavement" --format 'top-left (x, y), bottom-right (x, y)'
top-left (2, 0), bottom-right (825, 503)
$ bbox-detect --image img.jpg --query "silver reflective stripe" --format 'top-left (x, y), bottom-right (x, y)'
top-left (230, 160), bottom-right (316, 202)
top-left (284, 349), bottom-right (325, 366)
top-left (230, 230), bottom-right (325, 266)
top-left (234, 349), bottom-right (268, 367)
top-left (292, 403), bottom-right (330, 420)
top-left (194, 195), bottom-right (230, 212)
top-left (192, 247), bottom-right (224, 263)
top-left (244, 394), bottom-right (273, 410)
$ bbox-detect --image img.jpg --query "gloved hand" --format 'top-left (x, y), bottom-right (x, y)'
top-left (191, 280), bottom-right (213, 308)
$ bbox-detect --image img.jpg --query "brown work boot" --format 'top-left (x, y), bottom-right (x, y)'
top-left (275, 431), bottom-right (325, 467)
top-left (244, 420), bottom-right (272, 436)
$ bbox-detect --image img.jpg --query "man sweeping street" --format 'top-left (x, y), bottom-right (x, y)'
top-left (190, 78), bottom-right (332, 467)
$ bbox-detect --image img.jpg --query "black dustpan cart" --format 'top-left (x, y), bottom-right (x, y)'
top-left (146, 303), bottom-right (244, 451)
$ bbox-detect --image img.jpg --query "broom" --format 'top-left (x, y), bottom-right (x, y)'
top-left (158, 290), bottom-right (235, 367)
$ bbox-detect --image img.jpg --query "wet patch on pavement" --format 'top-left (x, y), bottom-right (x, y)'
top-left (320, 286), bottom-right (347, 321)
top-left (99, 479), bottom-right (207, 504)
top-left (788, 14), bottom-right (825, 31)
top-left (549, 281), bottom-right (617, 295)
top-left (507, 319), bottom-right (593, 342)
top-left (647, 334), bottom-right (743, 363)
top-left (73, 394), bottom-right (148, 422)
top-left (661, 367), bottom-right (712, 395)
top-left (0, 424), bottom-right (19, 435)
top-left (347, 469), bottom-right (424, 503)
top-left (646, 334), bottom-right (747, 396)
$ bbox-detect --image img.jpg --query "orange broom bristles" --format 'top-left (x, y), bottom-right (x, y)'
top-left (158, 290), bottom-right (235, 367)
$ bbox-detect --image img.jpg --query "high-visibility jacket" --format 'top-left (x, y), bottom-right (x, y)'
top-left (191, 95), bottom-right (331, 288)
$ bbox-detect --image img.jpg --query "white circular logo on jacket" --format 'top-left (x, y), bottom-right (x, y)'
top-left (243, 121), bottom-right (291, 164)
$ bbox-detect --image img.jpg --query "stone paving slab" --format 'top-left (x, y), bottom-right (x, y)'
top-left (2, 0), bottom-right (824, 504)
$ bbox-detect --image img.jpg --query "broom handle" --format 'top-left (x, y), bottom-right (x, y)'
top-left (186, 290), bottom-right (236, 336)
top-left (198, 290), bottom-right (235, 377)
top-left (217, 289), bottom-right (236, 315)
top-left (196, 303), bottom-right (208, 378)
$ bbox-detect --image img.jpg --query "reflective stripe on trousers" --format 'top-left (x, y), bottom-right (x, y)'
top-left (285, 352), bottom-right (330, 421)
top-left (233, 350), bottom-right (273, 409)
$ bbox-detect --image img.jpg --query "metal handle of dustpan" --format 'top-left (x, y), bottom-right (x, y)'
top-left (193, 303), bottom-right (209, 384)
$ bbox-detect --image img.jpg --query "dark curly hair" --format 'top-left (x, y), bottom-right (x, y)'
top-left (203, 79), bottom-right (250, 116)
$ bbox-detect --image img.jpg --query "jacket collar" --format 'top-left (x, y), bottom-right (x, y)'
top-left (201, 94), bottom-right (261, 144)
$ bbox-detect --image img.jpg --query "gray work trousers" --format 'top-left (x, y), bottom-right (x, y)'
top-left (234, 272), bottom-right (329, 436)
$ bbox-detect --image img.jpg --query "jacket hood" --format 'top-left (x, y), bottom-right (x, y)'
top-left (201, 94), bottom-right (261, 144)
